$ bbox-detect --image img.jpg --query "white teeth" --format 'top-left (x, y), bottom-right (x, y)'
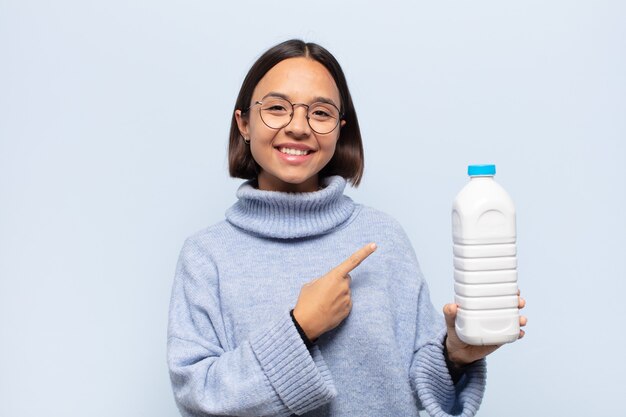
top-left (279, 147), bottom-right (310, 156)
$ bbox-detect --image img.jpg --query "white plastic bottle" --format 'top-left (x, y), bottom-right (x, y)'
top-left (451, 164), bottom-right (519, 345)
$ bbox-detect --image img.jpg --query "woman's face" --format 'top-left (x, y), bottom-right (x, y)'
top-left (235, 57), bottom-right (345, 192)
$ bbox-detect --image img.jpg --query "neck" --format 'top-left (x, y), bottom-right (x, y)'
top-left (257, 173), bottom-right (320, 193)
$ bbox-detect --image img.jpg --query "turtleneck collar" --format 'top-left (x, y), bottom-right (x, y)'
top-left (225, 176), bottom-right (356, 239)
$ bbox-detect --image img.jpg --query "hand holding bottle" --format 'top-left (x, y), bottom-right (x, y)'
top-left (444, 292), bottom-right (527, 367)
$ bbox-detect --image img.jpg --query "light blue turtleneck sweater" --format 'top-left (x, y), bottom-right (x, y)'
top-left (167, 176), bottom-right (487, 417)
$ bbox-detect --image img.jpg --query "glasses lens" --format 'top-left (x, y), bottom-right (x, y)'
top-left (259, 98), bottom-right (292, 129)
top-left (308, 102), bottom-right (340, 134)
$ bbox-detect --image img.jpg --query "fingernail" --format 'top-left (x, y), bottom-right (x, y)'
top-left (370, 243), bottom-right (377, 250)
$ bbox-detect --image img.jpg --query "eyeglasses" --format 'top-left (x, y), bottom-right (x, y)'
top-left (243, 97), bottom-right (343, 135)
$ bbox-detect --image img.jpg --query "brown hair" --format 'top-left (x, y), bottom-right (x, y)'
top-left (228, 39), bottom-right (364, 186)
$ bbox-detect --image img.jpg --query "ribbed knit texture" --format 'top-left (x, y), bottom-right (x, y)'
top-left (226, 176), bottom-right (356, 239)
top-left (252, 316), bottom-right (337, 414)
top-left (167, 176), bottom-right (487, 417)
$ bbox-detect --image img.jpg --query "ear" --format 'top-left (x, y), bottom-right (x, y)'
top-left (335, 119), bottom-right (347, 142)
top-left (235, 109), bottom-right (250, 140)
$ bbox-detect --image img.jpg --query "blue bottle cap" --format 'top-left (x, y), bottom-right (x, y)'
top-left (468, 164), bottom-right (496, 176)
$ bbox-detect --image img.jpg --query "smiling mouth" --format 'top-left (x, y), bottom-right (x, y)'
top-left (277, 147), bottom-right (312, 156)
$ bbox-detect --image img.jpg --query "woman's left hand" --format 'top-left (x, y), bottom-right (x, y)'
top-left (443, 292), bottom-right (527, 367)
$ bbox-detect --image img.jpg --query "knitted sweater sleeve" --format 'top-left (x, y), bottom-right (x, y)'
top-left (387, 221), bottom-right (487, 417)
top-left (167, 237), bottom-right (337, 417)
top-left (409, 280), bottom-right (487, 417)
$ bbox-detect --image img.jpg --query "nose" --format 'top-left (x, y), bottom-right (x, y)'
top-left (284, 104), bottom-right (311, 138)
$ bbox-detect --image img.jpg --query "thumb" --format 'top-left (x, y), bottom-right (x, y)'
top-left (443, 303), bottom-right (458, 332)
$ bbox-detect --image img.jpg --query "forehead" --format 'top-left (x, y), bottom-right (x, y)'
top-left (252, 57), bottom-right (341, 104)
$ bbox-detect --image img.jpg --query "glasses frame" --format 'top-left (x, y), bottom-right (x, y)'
top-left (243, 98), bottom-right (344, 135)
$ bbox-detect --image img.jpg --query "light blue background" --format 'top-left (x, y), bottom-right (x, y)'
top-left (1, 1), bottom-right (624, 416)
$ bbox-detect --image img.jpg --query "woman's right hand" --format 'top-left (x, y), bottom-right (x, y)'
top-left (293, 243), bottom-right (377, 340)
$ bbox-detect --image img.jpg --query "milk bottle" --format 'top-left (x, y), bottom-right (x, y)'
top-left (452, 164), bottom-right (519, 345)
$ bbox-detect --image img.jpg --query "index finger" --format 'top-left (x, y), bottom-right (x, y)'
top-left (333, 243), bottom-right (377, 277)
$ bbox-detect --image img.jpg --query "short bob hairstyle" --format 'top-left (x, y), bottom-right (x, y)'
top-left (228, 39), bottom-right (364, 187)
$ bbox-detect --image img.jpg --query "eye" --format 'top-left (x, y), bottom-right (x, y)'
top-left (312, 109), bottom-right (331, 118)
top-left (309, 104), bottom-right (337, 120)
top-left (261, 98), bottom-right (291, 114)
top-left (265, 105), bottom-right (287, 112)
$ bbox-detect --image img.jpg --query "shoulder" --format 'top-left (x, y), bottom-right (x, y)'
top-left (184, 220), bottom-right (234, 245)
top-left (350, 204), bottom-right (417, 259)
top-left (347, 204), bottom-right (426, 287)
top-left (353, 205), bottom-right (410, 241)
top-left (174, 221), bottom-right (241, 291)
top-left (355, 205), bottom-right (405, 230)
top-left (177, 220), bottom-right (237, 263)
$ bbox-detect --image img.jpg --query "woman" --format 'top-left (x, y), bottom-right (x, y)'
top-left (167, 39), bottom-right (526, 417)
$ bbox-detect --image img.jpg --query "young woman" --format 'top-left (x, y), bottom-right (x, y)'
top-left (167, 39), bottom-right (526, 417)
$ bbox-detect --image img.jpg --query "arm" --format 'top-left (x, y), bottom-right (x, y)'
top-left (377, 220), bottom-right (487, 417)
top-left (408, 258), bottom-right (527, 415)
top-left (409, 280), bottom-right (487, 417)
top-left (167, 238), bottom-right (336, 417)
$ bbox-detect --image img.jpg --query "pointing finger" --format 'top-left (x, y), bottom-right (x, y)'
top-left (333, 243), bottom-right (377, 277)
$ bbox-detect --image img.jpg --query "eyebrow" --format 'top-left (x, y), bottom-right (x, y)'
top-left (261, 92), bottom-right (340, 108)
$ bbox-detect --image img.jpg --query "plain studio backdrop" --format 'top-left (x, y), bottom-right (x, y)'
top-left (1, 1), bottom-right (624, 416)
